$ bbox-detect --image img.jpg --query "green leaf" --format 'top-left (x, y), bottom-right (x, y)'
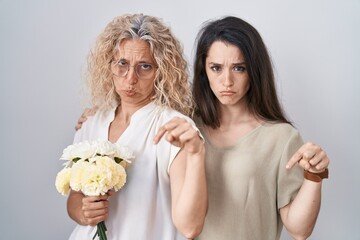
top-left (72, 157), bottom-right (81, 163)
top-left (114, 157), bottom-right (124, 164)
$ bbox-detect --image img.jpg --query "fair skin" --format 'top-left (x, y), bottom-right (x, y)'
top-left (204, 41), bottom-right (260, 148)
top-left (67, 39), bottom-right (207, 239)
top-left (75, 40), bottom-right (329, 240)
top-left (204, 41), bottom-right (329, 240)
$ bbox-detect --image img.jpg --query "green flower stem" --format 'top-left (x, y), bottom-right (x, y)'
top-left (100, 222), bottom-right (107, 240)
top-left (93, 221), bottom-right (107, 240)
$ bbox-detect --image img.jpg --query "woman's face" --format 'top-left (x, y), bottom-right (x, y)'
top-left (205, 41), bottom-right (250, 107)
top-left (112, 39), bottom-right (157, 106)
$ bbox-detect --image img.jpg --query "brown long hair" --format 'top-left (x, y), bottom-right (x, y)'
top-left (193, 16), bottom-right (291, 128)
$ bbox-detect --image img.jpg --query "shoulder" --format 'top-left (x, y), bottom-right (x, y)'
top-left (257, 122), bottom-right (303, 148)
top-left (261, 122), bottom-right (299, 136)
top-left (73, 107), bottom-right (115, 143)
top-left (86, 108), bottom-right (115, 127)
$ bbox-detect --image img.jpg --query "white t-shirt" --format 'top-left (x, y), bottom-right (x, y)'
top-left (68, 102), bottom-right (193, 240)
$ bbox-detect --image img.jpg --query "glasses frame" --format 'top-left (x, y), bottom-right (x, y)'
top-left (111, 60), bottom-right (157, 80)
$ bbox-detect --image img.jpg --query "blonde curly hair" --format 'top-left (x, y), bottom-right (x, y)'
top-left (86, 13), bottom-right (194, 117)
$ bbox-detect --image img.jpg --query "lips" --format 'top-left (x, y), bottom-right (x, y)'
top-left (124, 89), bottom-right (136, 96)
top-left (220, 91), bottom-right (235, 96)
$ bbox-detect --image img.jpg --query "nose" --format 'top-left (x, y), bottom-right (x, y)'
top-left (125, 66), bottom-right (138, 85)
top-left (222, 70), bottom-right (234, 87)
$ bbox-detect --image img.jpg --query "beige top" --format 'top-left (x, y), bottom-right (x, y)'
top-left (196, 121), bottom-right (304, 240)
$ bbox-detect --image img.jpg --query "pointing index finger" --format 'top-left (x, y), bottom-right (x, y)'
top-left (286, 150), bottom-right (303, 169)
top-left (153, 126), bottom-right (167, 144)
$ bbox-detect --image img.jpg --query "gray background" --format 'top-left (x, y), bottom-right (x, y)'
top-left (1, 0), bottom-right (359, 239)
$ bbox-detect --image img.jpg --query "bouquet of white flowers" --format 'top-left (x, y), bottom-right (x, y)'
top-left (55, 139), bottom-right (134, 240)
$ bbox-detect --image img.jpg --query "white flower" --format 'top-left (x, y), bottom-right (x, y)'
top-left (56, 139), bottom-right (132, 197)
top-left (80, 163), bottom-right (109, 196)
top-left (115, 145), bottom-right (135, 162)
top-left (94, 139), bottom-right (117, 157)
top-left (55, 167), bottom-right (72, 195)
top-left (60, 141), bottom-right (96, 161)
top-left (113, 164), bottom-right (127, 191)
top-left (69, 160), bottom-right (89, 192)
top-left (96, 156), bottom-right (127, 191)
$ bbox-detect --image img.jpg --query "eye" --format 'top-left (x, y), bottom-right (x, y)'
top-left (210, 65), bottom-right (222, 73)
top-left (117, 59), bottom-right (128, 67)
top-left (139, 63), bottom-right (153, 71)
top-left (233, 65), bottom-right (246, 72)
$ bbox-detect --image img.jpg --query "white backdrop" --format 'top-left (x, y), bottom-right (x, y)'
top-left (1, 0), bottom-right (359, 239)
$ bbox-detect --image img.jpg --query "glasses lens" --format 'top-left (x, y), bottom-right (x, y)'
top-left (111, 61), bottom-right (156, 80)
top-left (136, 63), bottom-right (155, 79)
top-left (111, 60), bottom-right (128, 77)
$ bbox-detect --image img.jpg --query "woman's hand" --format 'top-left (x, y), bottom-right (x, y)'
top-left (81, 195), bottom-right (110, 226)
top-left (286, 142), bottom-right (330, 173)
top-left (153, 117), bottom-right (204, 155)
top-left (75, 108), bottom-right (96, 131)
top-left (67, 190), bottom-right (113, 226)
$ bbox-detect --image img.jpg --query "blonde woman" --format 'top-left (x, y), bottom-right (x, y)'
top-left (67, 14), bottom-right (207, 240)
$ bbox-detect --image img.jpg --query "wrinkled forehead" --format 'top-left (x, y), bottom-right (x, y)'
top-left (114, 39), bottom-right (155, 63)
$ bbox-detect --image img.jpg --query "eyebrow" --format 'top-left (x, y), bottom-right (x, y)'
top-left (117, 58), bottom-right (154, 64)
top-left (208, 61), bottom-right (246, 66)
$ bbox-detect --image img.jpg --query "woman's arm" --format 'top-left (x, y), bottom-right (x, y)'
top-left (280, 142), bottom-right (330, 240)
top-left (154, 117), bottom-right (208, 239)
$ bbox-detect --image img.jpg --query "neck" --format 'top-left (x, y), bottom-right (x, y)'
top-left (218, 103), bottom-right (252, 127)
top-left (116, 100), bottom-right (151, 124)
top-left (203, 102), bottom-right (263, 148)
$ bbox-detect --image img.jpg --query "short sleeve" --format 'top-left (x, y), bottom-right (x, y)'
top-left (71, 109), bottom-right (113, 144)
top-left (166, 116), bottom-right (201, 174)
top-left (277, 130), bottom-right (304, 210)
top-left (72, 116), bottom-right (91, 144)
top-left (73, 126), bottom-right (85, 144)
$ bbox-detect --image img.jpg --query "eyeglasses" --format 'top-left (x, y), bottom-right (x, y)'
top-left (111, 59), bottom-right (157, 80)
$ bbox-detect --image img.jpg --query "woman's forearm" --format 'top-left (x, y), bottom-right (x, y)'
top-left (171, 148), bottom-right (208, 239)
top-left (280, 180), bottom-right (322, 239)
